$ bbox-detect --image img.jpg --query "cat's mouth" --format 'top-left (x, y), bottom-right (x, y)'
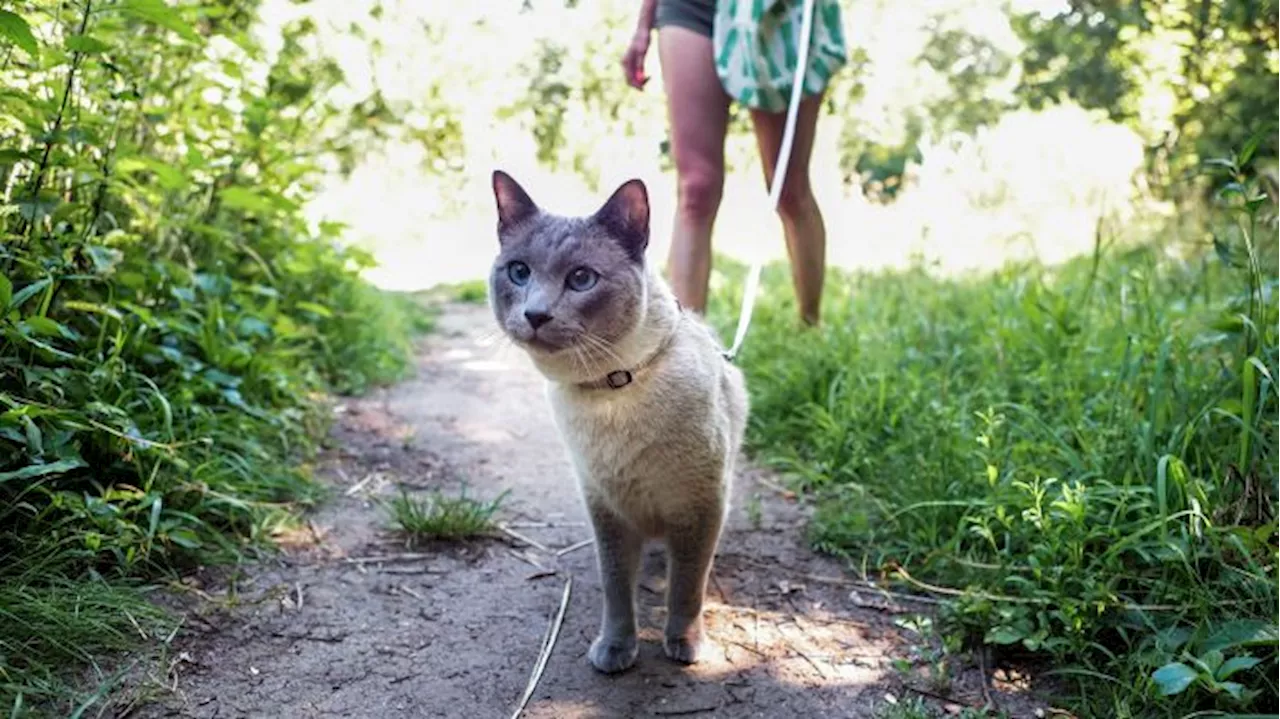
top-left (513, 329), bottom-right (571, 355)
top-left (522, 336), bottom-right (563, 353)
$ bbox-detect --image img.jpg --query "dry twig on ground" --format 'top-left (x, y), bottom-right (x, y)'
top-left (509, 577), bottom-right (573, 719)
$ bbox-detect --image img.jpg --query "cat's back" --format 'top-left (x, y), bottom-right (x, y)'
top-left (670, 314), bottom-right (748, 434)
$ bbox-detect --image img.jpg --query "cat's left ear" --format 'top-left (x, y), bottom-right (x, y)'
top-left (593, 178), bottom-right (649, 262)
top-left (492, 170), bottom-right (540, 237)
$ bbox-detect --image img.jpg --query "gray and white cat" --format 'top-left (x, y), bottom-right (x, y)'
top-left (487, 171), bottom-right (749, 673)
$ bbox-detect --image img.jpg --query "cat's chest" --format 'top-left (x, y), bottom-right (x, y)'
top-left (548, 381), bottom-right (684, 475)
top-left (552, 391), bottom-right (651, 458)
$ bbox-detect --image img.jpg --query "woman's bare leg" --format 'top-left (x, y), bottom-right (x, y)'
top-left (657, 26), bottom-right (730, 314)
top-left (749, 93), bottom-right (826, 325)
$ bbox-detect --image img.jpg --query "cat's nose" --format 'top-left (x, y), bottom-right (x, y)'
top-left (524, 309), bottom-right (553, 330)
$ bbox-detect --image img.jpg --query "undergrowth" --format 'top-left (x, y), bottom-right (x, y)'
top-left (874, 696), bottom-right (1003, 719)
top-left (385, 486), bottom-right (508, 543)
top-left (0, 1), bottom-right (425, 713)
top-left (711, 150), bottom-right (1279, 717)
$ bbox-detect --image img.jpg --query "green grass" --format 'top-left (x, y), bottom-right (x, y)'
top-left (0, 3), bottom-right (432, 714)
top-left (0, 574), bottom-right (171, 713)
top-left (875, 697), bottom-right (935, 719)
top-left (709, 181), bottom-right (1278, 716)
top-left (446, 279), bottom-right (490, 304)
top-left (874, 697), bottom-right (1002, 719)
top-left (385, 487), bottom-right (508, 543)
top-left (416, 279), bottom-right (490, 305)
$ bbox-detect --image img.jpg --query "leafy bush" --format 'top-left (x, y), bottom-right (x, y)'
top-left (0, 0), bottom-right (423, 711)
top-left (712, 154), bottom-right (1278, 715)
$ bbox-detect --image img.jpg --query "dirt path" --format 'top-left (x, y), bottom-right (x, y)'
top-left (133, 303), bottom-right (1030, 719)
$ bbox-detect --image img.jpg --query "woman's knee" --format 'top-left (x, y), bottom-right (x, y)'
top-left (776, 176), bottom-right (817, 219)
top-left (676, 169), bottom-right (724, 222)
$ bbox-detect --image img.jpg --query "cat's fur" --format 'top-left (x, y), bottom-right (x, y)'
top-left (487, 171), bottom-right (749, 673)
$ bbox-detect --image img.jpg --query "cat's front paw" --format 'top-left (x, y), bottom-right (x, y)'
top-left (663, 632), bottom-right (704, 664)
top-left (588, 635), bottom-right (638, 674)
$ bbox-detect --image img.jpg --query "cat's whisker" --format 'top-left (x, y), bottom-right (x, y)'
top-left (585, 331), bottom-right (625, 363)
top-left (581, 332), bottom-right (626, 370)
top-left (572, 346), bottom-right (593, 379)
top-left (475, 327), bottom-right (509, 348)
top-left (575, 336), bottom-right (612, 380)
top-left (575, 341), bottom-right (609, 382)
top-left (582, 344), bottom-right (609, 381)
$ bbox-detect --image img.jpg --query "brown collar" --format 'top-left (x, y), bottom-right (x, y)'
top-left (576, 316), bottom-right (682, 391)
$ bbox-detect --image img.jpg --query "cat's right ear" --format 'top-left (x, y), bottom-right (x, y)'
top-left (492, 170), bottom-right (539, 237)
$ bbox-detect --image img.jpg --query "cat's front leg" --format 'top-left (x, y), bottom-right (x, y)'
top-left (585, 496), bottom-right (643, 674)
top-left (662, 504), bottom-right (725, 664)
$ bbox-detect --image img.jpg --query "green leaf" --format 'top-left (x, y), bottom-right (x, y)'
top-left (10, 278), bottom-right (51, 311)
top-left (20, 316), bottom-right (76, 340)
top-left (0, 458), bottom-right (86, 483)
top-left (166, 528), bottom-right (202, 549)
top-left (1219, 681), bottom-right (1247, 701)
top-left (0, 10), bottom-right (39, 58)
top-left (1152, 662), bottom-right (1199, 696)
top-left (204, 368), bottom-right (242, 388)
top-left (219, 186), bottom-right (274, 213)
top-left (116, 0), bottom-right (201, 43)
top-left (0, 148), bottom-right (34, 164)
top-left (63, 300), bottom-right (123, 321)
top-left (1200, 619), bottom-right (1280, 653)
top-left (21, 415), bottom-right (41, 454)
top-left (15, 191), bottom-right (60, 222)
top-left (1217, 655), bottom-right (1262, 680)
top-left (116, 157), bottom-right (187, 191)
top-left (0, 274), bottom-right (11, 311)
top-left (84, 245), bottom-right (125, 275)
top-left (1239, 128), bottom-right (1266, 166)
top-left (148, 496), bottom-right (163, 539)
top-left (1212, 235), bottom-right (1236, 267)
top-left (1199, 649), bottom-right (1225, 675)
top-left (1203, 157), bottom-right (1238, 173)
top-left (296, 301), bottom-right (334, 318)
top-left (984, 625), bottom-right (1025, 645)
top-left (66, 34), bottom-right (110, 54)
top-left (1217, 181), bottom-right (1247, 199)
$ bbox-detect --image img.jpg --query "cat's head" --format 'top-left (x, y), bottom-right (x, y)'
top-left (488, 170), bottom-right (650, 356)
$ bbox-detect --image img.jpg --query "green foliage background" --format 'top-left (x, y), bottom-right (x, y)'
top-left (0, 0), bottom-right (426, 712)
top-left (709, 155), bottom-right (1278, 714)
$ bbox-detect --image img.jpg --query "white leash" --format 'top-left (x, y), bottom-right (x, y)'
top-left (724, 0), bottom-right (817, 360)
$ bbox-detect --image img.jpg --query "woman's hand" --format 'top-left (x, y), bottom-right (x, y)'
top-left (621, 28), bottom-right (651, 90)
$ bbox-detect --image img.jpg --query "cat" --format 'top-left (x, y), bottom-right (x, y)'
top-left (487, 170), bottom-right (749, 673)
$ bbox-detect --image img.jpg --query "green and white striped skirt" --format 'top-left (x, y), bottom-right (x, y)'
top-left (713, 0), bottom-right (848, 112)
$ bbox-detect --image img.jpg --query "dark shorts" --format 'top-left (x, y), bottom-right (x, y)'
top-left (655, 0), bottom-right (716, 38)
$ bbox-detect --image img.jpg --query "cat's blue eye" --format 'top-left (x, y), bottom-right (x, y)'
top-left (566, 267), bottom-right (598, 292)
top-left (507, 261), bottom-right (531, 286)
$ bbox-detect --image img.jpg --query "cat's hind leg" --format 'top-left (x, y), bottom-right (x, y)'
top-left (586, 498), bottom-right (643, 674)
